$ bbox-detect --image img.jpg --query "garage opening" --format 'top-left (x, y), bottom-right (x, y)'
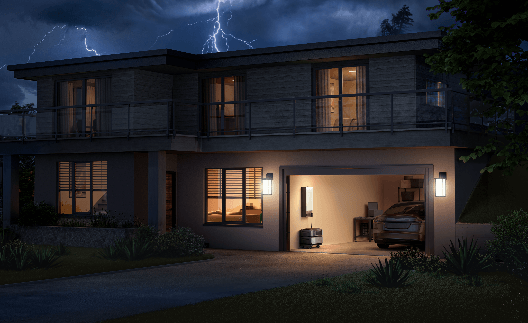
top-left (279, 165), bottom-right (434, 257)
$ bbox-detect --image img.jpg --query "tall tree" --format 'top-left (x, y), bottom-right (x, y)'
top-left (379, 4), bottom-right (415, 36)
top-left (424, 0), bottom-right (528, 176)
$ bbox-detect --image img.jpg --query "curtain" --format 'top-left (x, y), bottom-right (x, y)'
top-left (234, 76), bottom-right (246, 134)
top-left (356, 66), bottom-right (367, 130)
top-left (316, 69), bottom-right (331, 132)
top-left (57, 81), bottom-right (77, 137)
top-left (202, 78), bottom-right (221, 136)
top-left (94, 78), bottom-right (112, 136)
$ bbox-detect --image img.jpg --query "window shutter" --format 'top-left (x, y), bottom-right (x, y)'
top-left (58, 162), bottom-right (72, 191)
top-left (207, 169), bottom-right (222, 199)
top-left (92, 161), bottom-right (107, 190)
top-left (246, 168), bottom-right (262, 199)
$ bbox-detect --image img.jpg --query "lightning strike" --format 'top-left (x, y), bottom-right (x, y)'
top-left (27, 25), bottom-right (65, 63)
top-left (75, 27), bottom-right (101, 56)
top-left (187, 0), bottom-right (256, 54)
top-left (149, 29), bottom-right (174, 50)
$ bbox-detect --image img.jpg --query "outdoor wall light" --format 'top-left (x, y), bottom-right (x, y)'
top-left (301, 187), bottom-right (313, 217)
top-left (435, 172), bottom-right (447, 197)
top-left (262, 173), bottom-right (273, 195)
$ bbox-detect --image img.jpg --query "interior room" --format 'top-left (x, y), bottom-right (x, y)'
top-left (289, 174), bottom-right (425, 256)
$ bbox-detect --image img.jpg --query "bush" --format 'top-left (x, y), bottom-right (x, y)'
top-left (389, 246), bottom-right (447, 275)
top-left (0, 227), bottom-right (22, 249)
top-left (17, 201), bottom-right (61, 227)
top-left (152, 227), bottom-right (205, 258)
top-left (485, 208), bottom-right (528, 265)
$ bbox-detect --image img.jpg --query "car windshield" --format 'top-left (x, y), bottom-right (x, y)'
top-left (385, 204), bottom-right (422, 215)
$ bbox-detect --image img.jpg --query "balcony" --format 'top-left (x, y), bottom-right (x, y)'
top-left (0, 88), bottom-right (517, 153)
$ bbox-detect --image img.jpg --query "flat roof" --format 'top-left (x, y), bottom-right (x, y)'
top-left (8, 30), bottom-right (446, 80)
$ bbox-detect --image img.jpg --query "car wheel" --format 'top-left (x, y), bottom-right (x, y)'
top-left (377, 243), bottom-right (389, 249)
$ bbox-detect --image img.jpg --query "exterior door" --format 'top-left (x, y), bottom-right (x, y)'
top-left (166, 172), bottom-right (176, 232)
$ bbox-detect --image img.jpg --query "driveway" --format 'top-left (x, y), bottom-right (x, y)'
top-left (0, 249), bottom-right (391, 323)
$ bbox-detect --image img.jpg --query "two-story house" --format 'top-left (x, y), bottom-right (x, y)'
top-left (1, 30), bottom-right (522, 257)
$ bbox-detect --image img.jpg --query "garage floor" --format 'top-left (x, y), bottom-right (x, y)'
top-left (290, 239), bottom-right (423, 257)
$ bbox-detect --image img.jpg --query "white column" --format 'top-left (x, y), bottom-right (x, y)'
top-left (148, 151), bottom-right (166, 234)
top-left (2, 155), bottom-right (19, 229)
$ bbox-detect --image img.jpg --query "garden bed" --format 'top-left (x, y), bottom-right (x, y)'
top-left (7, 224), bottom-right (141, 249)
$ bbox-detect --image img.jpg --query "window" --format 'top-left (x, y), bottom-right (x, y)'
top-left (315, 66), bottom-right (367, 132)
top-left (206, 168), bottom-right (263, 224)
top-left (426, 80), bottom-right (446, 107)
top-left (201, 76), bottom-right (246, 136)
top-left (56, 78), bottom-right (112, 137)
top-left (58, 161), bottom-right (107, 216)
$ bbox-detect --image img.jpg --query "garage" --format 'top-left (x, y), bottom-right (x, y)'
top-left (279, 165), bottom-right (434, 256)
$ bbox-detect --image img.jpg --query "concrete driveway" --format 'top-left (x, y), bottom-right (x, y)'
top-left (0, 248), bottom-right (392, 323)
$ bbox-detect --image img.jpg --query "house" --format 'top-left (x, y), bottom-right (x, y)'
top-left (1, 30), bottom-right (524, 258)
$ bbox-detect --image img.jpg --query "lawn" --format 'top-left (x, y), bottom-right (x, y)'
top-left (99, 260), bottom-right (528, 323)
top-left (0, 243), bottom-right (214, 286)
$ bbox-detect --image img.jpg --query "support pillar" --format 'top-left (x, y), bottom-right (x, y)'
top-left (148, 151), bottom-right (166, 234)
top-left (2, 155), bottom-right (19, 229)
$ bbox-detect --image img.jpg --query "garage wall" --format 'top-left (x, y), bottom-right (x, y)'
top-left (175, 147), bottom-right (456, 258)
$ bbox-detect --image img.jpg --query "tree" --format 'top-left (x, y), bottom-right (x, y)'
top-left (378, 4), bottom-right (415, 36)
top-left (10, 101), bottom-right (36, 208)
top-left (424, 0), bottom-right (528, 176)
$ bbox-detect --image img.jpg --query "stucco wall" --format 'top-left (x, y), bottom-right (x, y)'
top-left (175, 147), bottom-right (457, 258)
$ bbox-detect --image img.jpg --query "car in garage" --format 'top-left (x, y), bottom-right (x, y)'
top-left (372, 201), bottom-right (425, 249)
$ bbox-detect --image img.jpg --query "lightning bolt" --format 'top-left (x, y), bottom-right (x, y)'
top-left (149, 29), bottom-right (174, 50)
top-left (188, 0), bottom-right (256, 54)
top-left (75, 27), bottom-right (101, 56)
top-left (27, 25), bottom-right (67, 63)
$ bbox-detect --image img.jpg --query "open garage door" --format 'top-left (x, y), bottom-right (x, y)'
top-left (279, 165), bottom-right (434, 257)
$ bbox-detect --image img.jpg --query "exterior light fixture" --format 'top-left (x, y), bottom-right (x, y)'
top-left (301, 187), bottom-right (313, 217)
top-left (435, 172), bottom-right (446, 197)
top-left (262, 173), bottom-right (273, 195)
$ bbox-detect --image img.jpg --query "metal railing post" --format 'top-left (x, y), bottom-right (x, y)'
top-left (293, 100), bottom-right (296, 137)
top-left (451, 91), bottom-right (455, 133)
top-left (249, 102), bottom-right (252, 140)
top-left (89, 106), bottom-right (93, 142)
top-left (172, 101), bottom-right (176, 138)
top-left (390, 93), bottom-right (394, 134)
top-left (54, 108), bottom-right (58, 142)
top-left (206, 104), bottom-right (210, 140)
top-left (167, 102), bottom-right (170, 139)
top-left (445, 89), bottom-right (448, 133)
top-left (127, 104), bottom-right (130, 141)
top-left (339, 95), bottom-right (343, 137)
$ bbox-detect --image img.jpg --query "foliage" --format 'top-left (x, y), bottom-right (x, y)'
top-left (0, 239), bottom-right (62, 271)
top-left (312, 277), bottom-right (366, 295)
top-left (485, 208), bottom-right (528, 263)
top-left (363, 257), bottom-right (415, 288)
top-left (17, 201), bottom-right (61, 227)
top-left (424, 0), bottom-right (528, 177)
top-left (441, 237), bottom-right (494, 276)
top-left (0, 227), bottom-right (22, 249)
top-left (151, 227), bottom-right (206, 258)
top-left (378, 4), bottom-right (414, 36)
top-left (389, 246), bottom-right (448, 275)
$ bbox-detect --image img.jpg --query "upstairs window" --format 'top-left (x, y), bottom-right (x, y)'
top-left (206, 167), bottom-right (263, 224)
top-left (426, 80), bottom-right (446, 108)
top-left (201, 76), bottom-right (246, 136)
top-left (58, 161), bottom-right (107, 216)
top-left (55, 78), bottom-right (111, 137)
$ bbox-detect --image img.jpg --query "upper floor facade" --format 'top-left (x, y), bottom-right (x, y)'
top-left (1, 30), bottom-right (520, 156)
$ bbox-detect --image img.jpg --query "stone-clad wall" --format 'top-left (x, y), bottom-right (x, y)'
top-left (36, 78), bottom-right (54, 138)
top-left (173, 73), bottom-right (199, 136)
top-left (369, 55), bottom-right (416, 130)
top-left (246, 64), bottom-right (312, 134)
top-left (111, 69), bottom-right (135, 134)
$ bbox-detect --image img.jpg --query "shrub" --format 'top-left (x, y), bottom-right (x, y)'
top-left (17, 201), bottom-right (61, 227)
top-left (0, 227), bottom-right (22, 249)
top-left (151, 227), bottom-right (205, 258)
top-left (485, 208), bottom-right (528, 265)
top-left (442, 237), bottom-right (494, 276)
top-left (363, 257), bottom-right (416, 289)
top-left (389, 246), bottom-right (448, 275)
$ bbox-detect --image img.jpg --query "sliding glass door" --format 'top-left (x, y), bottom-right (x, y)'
top-left (202, 76), bottom-right (246, 136)
top-left (315, 66), bottom-right (366, 132)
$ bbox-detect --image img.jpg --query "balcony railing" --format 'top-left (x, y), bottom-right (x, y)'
top-left (0, 88), bottom-right (517, 143)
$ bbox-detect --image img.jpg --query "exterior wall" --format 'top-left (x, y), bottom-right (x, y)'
top-left (36, 78), bottom-right (55, 138)
top-left (455, 223), bottom-right (496, 256)
top-left (130, 70), bottom-right (173, 134)
top-left (111, 69), bottom-right (135, 134)
top-left (134, 152), bottom-right (148, 226)
top-left (246, 64), bottom-right (312, 133)
top-left (176, 147), bottom-right (457, 258)
top-left (173, 73), bottom-right (199, 136)
top-left (34, 152), bottom-right (135, 224)
top-left (369, 55), bottom-right (416, 130)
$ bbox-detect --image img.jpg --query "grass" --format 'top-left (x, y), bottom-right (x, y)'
top-left (98, 259), bottom-right (528, 323)
top-left (0, 243), bottom-right (214, 286)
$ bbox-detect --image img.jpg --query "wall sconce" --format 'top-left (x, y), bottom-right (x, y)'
top-left (435, 172), bottom-right (446, 197)
top-left (262, 173), bottom-right (273, 195)
top-left (301, 187), bottom-right (313, 217)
